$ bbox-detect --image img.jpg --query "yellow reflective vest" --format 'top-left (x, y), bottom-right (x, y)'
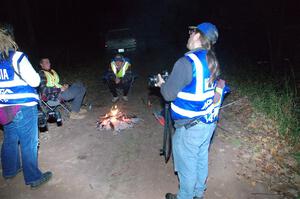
top-left (43, 69), bottom-right (62, 88)
top-left (110, 61), bottom-right (130, 78)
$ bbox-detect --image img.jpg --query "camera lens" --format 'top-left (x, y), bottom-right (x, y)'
top-left (148, 75), bottom-right (158, 87)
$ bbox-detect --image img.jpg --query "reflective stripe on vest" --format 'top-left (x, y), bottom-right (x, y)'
top-left (110, 61), bottom-right (130, 78)
top-left (177, 53), bottom-right (215, 101)
top-left (43, 70), bottom-right (62, 88)
top-left (171, 50), bottom-right (217, 123)
top-left (0, 87), bottom-right (39, 105)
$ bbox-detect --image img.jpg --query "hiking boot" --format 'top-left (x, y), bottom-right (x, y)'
top-left (30, 171), bottom-right (52, 189)
top-left (112, 96), bottom-right (119, 103)
top-left (165, 193), bottom-right (177, 199)
top-left (70, 112), bottom-right (86, 120)
top-left (79, 108), bottom-right (87, 114)
top-left (122, 96), bottom-right (128, 101)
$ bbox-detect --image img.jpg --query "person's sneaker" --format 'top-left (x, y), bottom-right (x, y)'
top-left (112, 96), bottom-right (119, 103)
top-left (122, 96), bottom-right (128, 101)
top-left (165, 193), bottom-right (177, 199)
top-left (30, 171), bottom-right (52, 189)
top-left (70, 112), bottom-right (86, 120)
top-left (79, 108), bottom-right (87, 114)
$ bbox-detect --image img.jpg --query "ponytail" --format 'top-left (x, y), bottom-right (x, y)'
top-left (197, 30), bottom-right (220, 86)
top-left (207, 49), bottom-right (220, 86)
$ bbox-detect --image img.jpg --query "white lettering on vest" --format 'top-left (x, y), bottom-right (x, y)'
top-left (0, 88), bottom-right (13, 102)
top-left (201, 99), bottom-right (213, 110)
top-left (0, 69), bottom-right (9, 80)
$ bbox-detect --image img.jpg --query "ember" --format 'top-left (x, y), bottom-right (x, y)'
top-left (96, 106), bottom-right (139, 132)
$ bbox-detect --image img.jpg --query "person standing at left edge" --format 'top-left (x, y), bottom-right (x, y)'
top-left (156, 22), bottom-right (229, 199)
top-left (0, 25), bottom-right (52, 188)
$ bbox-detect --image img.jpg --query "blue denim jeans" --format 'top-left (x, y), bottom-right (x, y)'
top-left (60, 82), bottom-right (86, 112)
top-left (172, 121), bottom-right (216, 199)
top-left (1, 105), bottom-right (42, 184)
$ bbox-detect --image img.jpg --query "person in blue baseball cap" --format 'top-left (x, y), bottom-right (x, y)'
top-left (188, 22), bottom-right (219, 45)
top-left (156, 22), bottom-right (229, 199)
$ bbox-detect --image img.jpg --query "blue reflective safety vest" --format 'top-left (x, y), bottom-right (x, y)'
top-left (171, 50), bottom-right (227, 124)
top-left (0, 51), bottom-right (39, 106)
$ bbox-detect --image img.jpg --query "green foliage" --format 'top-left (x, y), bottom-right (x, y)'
top-left (227, 64), bottom-right (299, 145)
top-left (293, 152), bottom-right (300, 165)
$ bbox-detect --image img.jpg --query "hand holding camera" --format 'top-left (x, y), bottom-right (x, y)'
top-left (148, 71), bottom-right (169, 87)
top-left (155, 74), bottom-right (165, 87)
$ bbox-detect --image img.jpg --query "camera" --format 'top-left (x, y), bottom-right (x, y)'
top-left (148, 71), bottom-right (169, 87)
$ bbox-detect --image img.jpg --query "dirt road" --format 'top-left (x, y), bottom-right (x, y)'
top-left (0, 50), bottom-right (281, 199)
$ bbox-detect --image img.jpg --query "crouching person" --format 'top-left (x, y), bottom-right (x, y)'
top-left (0, 26), bottom-right (52, 188)
top-left (104, 54), bottom-right (134, 102)
top-left (39, 57), bottom-right (87, 119)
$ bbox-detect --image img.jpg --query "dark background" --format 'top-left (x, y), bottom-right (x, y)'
top-left (1, 0), bottom-right (300, 72)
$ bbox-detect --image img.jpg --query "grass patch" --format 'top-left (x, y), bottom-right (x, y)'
top-left (226, 63), bottom-right (299, 145)
top-left (292, 152), bottom-right (300, 166)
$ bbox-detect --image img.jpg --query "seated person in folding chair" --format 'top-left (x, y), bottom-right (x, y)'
top-left (39, 58), bottom-right (87, 120)
top-left (103, 54), bottom-right (135, 102)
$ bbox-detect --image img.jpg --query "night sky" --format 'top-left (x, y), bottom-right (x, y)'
top-left (1, 0), bottom-right (300, 66)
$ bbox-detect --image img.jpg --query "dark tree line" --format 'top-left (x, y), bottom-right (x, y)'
top-left (1, 0), bottom-right (299, 75)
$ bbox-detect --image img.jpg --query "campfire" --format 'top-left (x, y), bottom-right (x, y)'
top-left (96, 106), bottom-right (140, 132)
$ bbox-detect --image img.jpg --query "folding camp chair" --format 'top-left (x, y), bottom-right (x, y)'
top-left (38, 94), bottom-right (71, 131)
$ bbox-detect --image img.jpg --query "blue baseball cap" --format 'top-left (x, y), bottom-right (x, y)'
top-left (114, 54), bottom-right (124, 62)
top-left (190, 22), bottom-right (218, 45)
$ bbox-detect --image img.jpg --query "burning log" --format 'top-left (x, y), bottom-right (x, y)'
top-left (97, 106), bottom-right (140, 132)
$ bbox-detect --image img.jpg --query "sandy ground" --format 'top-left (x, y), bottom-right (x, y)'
top-left (0, 49), bottom-right (282, 199)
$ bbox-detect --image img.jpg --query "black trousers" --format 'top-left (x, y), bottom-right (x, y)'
top-left (107, 75), bottom-right (135, 98)
top-left (107, 79), bottom-right (131, 97)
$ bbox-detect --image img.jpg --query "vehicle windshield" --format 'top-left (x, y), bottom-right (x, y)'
top-left (107, 29), bottom-right (133, 40)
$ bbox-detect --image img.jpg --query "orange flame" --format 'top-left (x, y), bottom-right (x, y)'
top-left (110, 105), bottom-right (119, 116)
top-left (110, 117), bottom-right (117, 123)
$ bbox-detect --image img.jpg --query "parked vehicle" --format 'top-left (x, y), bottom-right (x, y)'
top-left (105, 28), bottom-right (137, 54)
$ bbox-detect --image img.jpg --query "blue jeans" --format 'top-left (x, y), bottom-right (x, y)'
top-left (1, 105), bottom-right (42, 184)
top-left (60, 82), bottom-right (86, 112)
top-left (172, 122), bottom-right (216, 199)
